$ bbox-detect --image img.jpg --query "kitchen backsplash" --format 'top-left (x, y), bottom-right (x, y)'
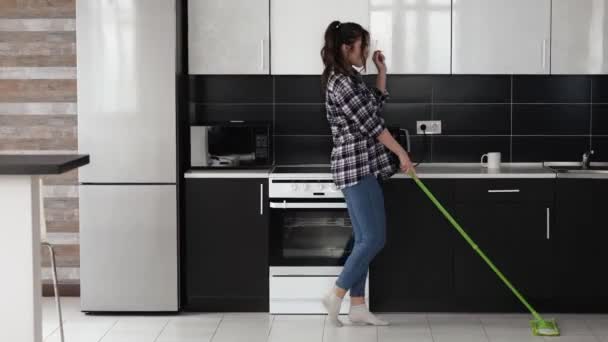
top-left (189, 75), bottom-right (608, 164)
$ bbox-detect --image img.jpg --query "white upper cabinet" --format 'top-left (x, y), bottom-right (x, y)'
top-left (271, 0), bottom-right (369, 75)
top-left (188, 0), bottom-right (269, 74)
top-left (552, 0), bottom-right (608, 74)
top-left (368, 0), bottom-right (451, 74)
top-left (452, 0), bottom-right (551, 74)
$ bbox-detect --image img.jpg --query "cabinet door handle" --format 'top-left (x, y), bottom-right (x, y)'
top-left (260, 39), bottom-right (265, 71)
top-left (487, 189), bottom-right (520, 193)
top-left (546, 207), bottom-right (550, 240)
top-left (260, 183), bottom-right (264, 215)
top-left (269, 201), bottom-right (347, 209)
top-left (541, 39), bottom-right (547, 71)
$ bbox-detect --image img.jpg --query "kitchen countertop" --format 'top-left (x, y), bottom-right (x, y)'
top-left (185, 168), bottom-right (271, 178)
top-left (185, 163), bottom-right (557, 179)
top-left (392, 163), bottom-right (555, 179)
top-left (0, 154), bottom-right (90, 175)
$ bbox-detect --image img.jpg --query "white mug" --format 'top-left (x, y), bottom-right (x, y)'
top-left (481, 152), bottom-right (501, 169)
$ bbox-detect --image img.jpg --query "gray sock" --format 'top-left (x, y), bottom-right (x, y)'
top-left (349, 304), bottom-right (389, 326)
top-left (322, 288), bottom-right (343, 327)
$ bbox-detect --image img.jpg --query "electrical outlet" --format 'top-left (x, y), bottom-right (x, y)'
top-left (417, 120), bottom-right (442, 134)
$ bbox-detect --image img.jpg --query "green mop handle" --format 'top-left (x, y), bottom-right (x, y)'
top-left (407, 170), bottom-right (544, 322)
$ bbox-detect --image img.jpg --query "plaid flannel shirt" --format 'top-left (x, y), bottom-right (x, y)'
top-left (325, 70), bottom-right (397, 189)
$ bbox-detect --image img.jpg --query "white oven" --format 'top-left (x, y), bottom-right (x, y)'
top-left (268, 167), bottom-right (369, 314)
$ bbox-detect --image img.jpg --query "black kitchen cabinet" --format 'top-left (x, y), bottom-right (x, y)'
top-left (554, 179), bottom-right (608, 311)
top-left (370, 178), bottom-right (456, 312)
top-left (451, 179), bottom-right (555, 312)
top-left (183, 178), bottom-right (269, 312)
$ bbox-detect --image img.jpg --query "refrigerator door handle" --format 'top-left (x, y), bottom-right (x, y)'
top-left (260, 183), bottom-right (264, 215)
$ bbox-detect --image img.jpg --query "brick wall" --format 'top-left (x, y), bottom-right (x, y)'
top-left (0, 0), bottom-right (79, 294)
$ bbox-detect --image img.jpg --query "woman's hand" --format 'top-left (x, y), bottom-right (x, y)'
top-left (372, 50), bottom-right (387, 73)
top-left (398, 152), bottom-right (416, 175)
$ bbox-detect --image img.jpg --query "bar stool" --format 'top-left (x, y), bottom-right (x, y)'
top-left (40, 178), bottom-right (65, 342)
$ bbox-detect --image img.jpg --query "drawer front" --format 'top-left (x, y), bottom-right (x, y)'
top-left (269, 267), bottom-right (368, 314)
top-left (454, 179), bottom-right (554, 203)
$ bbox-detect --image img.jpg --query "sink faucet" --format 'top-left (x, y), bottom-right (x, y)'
top-left (582, 150), bottom-right (595, 169)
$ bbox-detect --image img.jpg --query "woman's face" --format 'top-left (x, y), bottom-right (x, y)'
top-left (342, 38), bottom-right (368, 68)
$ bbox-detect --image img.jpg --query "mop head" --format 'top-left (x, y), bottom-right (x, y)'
top-left (530, 318), bottom-right (560, 336)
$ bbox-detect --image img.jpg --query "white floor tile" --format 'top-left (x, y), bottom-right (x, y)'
top-left (155, 327), bottom-right (216, 342)
top-left (482, 317), bottom-right (538, 338)
top-left (323, 318), bottom-right (378, 342)
top-left (586, 317), bottom-right (608, 337)
top-left (155, 315), bottom-right (222, 342)
top-left (271, 314), bottom-right (325, 322)
top-left (427, 312), bottom-right (484, 320)
top-left (100, 317), bottom-right (170, 342)
top-left (377, 316), bottom-right (433, 342)
top-left (212, 315), bottom-right (274, 342)
top-left (488, 336), bottom-right (545, 342)
top-left (428, 314), bottom-right (487, 337)
top-left (222, 312), bottom-right (272, 320)
top-left (478, 313), bottom-right (532, 320)
top-left (45, 319), bottom-right (119, 342)
top-left (268, 315), bottom-right (324, 342)
top-left (542, 336), bottom-right (599, 342)
top-left (378, 331), bottom-right (433, 342)
top-left (167, 314), bottom-right (223, 326)
top-left (432, 332), bottom-right (489, 342)
top-left (551, 318), bottom-right (594, 336)
top-left (375, 313), bottom-right (431, 335)
top-left (99, 332), bottom-right (163, 342)
top-left (42, 320), bottom-right (60, 340)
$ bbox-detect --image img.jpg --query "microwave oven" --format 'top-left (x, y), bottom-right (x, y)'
top-left (190, 121), bottom-right (271, 167)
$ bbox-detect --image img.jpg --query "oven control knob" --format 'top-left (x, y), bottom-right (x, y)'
top-left (302, 184), bottom-right (310, 191)
top-left (330, 184), bottom-right (337, 191)
top-left (290, 184), bottom-right (299, 191)
top-left (317, 184), bottom-right (325, 190)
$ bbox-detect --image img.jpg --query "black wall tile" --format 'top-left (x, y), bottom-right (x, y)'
top-left (275, 104), bottom-right (329, 135)
top-left (382, 104), bottom-right (431, 133)
top-left (592, 105), bottom-right (608, 135)
top-left (275, 136), bottom-right (332, 164)
top-left (592, 137), bottom-right (608, 161)
top-left (512, 104), bottom-right (590, 135)
top-left (512, 136), bottom-right (590, 162)
top-left (592, 76), bottom-right (608, 103)
top-left (434, 104), bottom-right (510, 135)
top-left (386, 75), bottom-right (434, 103)
top-left (189, 75), bottom-right (273, 103)
top-left (433, 76), bottom-right (511, 103)
top-left (432, 136), bottom-right (510, 162)
top-left (409, 135), bottom-right (431, 163)
top-left (190, 104), bottom-right (273, 124)
top-left (513, 76), bottom-right (590, 103)
top-left (591, 104), bottom-right (608, 135)
top-left (275, 76), bottom-right (323, 103)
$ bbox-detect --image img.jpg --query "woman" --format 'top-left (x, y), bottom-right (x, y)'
top-left (320, 20), bottom-right (415, 327)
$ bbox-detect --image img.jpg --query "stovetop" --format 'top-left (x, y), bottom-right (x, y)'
top-left (269, 166), bottom-right (340, 197)
top-left (272, 166), bottom-right (331, 174)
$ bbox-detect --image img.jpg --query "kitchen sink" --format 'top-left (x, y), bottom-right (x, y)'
top-left (548, 165), bottom-right (608, 172)
top-left (546, 164), bottom-right (608, 178)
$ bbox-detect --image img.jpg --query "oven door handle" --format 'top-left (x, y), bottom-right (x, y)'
top-left (269, 201), bottom-right (347, 209)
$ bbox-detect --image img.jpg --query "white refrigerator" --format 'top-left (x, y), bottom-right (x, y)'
top-left (77, 0), bottom-right (178, 312)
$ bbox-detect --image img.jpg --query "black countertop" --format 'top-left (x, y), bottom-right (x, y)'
top-left (0, 154), bottom-right (90, 175)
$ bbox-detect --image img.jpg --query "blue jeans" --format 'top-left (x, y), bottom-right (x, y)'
top-left (336, 174), bottom-right (386, 297)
